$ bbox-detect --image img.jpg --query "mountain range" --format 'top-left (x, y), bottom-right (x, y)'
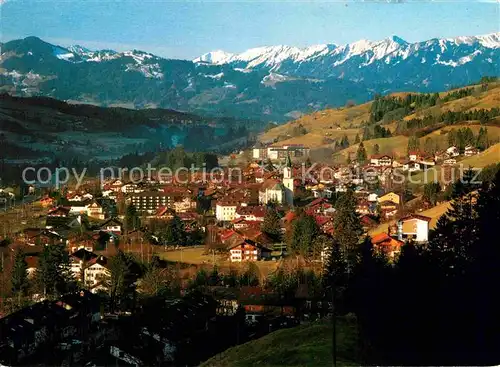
top-left (1, 33), bottom-right (498, 122)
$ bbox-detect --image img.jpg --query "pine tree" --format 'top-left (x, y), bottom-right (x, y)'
top-left (261, 207), bottom-right (282, 242)
top-left (356, 142), bottom-right (367, 164)
top-left (354, 134), bottom-right (361, 144)
top-left (126, 204), bottom-right (141, 230)
top-left (35, 244), bottom-right (73, 296)
top-left (407, 135), bottom-right (420, 153)
top-left (11, 249), bottom-right (28, 296)
top-left (372, 144), bottom-right (380, 155)
top-left (288, 213), bottom-right (320, 258)
top-left (333, 189), bottom-right (363, 268)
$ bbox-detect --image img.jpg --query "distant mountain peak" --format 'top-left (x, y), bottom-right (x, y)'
top-left (193, 50), bottom-right (234, 64)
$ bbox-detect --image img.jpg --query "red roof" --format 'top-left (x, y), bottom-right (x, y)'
top-left (283, 211), bottom-right (297, 223)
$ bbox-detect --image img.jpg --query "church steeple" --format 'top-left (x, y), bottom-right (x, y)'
top-left (286, 153), bottom-right (292, 168)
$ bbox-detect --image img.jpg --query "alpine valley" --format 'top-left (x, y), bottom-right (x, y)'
top-left (1, 33), bottom-right (499, 122)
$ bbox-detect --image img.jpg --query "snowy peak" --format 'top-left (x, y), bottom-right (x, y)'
top-left (194, 32), bottom-right (500, 70)
top-left (193, 50), bottom-right (234, 64)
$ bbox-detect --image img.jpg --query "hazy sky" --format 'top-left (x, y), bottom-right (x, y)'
top-left (1, 0), bottom-right (498, 60)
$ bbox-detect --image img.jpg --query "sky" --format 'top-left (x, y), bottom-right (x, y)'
top-left (1, 0), bottom-right (499, 60)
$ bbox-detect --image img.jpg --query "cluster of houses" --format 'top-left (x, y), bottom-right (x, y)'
top-left (434, 145), bottom-right (480, 166)
top-left (0, 290), bottom-right (102, 365)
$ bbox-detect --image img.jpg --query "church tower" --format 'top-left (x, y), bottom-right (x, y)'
top-left (283, 153), bottom-right (294, 206)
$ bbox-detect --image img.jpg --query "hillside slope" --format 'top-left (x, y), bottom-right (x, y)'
top-left (201, 317), bottom-right (359, 367)
top-left (262, 82), bottom-right (500, 164)
top-left (0, 94), bottom-right (254, 163)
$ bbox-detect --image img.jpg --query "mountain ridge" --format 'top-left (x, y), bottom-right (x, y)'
top-left (1, 33), bottom-right (498, 122)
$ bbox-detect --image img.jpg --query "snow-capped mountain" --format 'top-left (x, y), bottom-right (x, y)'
top-left (1, 33), bottom-right (498, 122)
top-left (194, 32), bottom-right (499, 74)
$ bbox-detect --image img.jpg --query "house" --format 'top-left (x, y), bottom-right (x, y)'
top-left (371, 233), bottom-right (404, 259)
top-left (370, 154), bottom-right (393, 167)
top-left (397, 214), bottom-right (431, 243)
top-left (84, 256), bottom-right (110, 290)
top-left (86, 201), bottom-right (105, 220)
top-left (45, 215), bottom-right (82, 230)
top-left (408, 151), bottom-right (422, 162)
top-left (403, 161), bottom-right (421, 172)
top-left (446, 146), bottom-right (460, 157)
top-left (47, 206), bottom-right (70, 217)
top-left (443, 157), bottom-right (457, 166)
top-left (172, 196), bottom-right (197, 213)
top-left (68, 201), bottom-right (91, 215)
top-left (98, 218), bottom-right (123, 235)
top-left (379, 200), bottom-right (399, 219)
top-left (464, 145), bottom-right (479, 157)
top-left (216, 201), bottom-right (238, 222)
top-left (378, 192), bottom-right (401, 205)
top-left (38, 196), bottom-right (55, 208)
top-left (235, 205), bottom-right (266, 222)
top-left (70, 248), bottom-right (98, 280)
top-left (434, 150), bottom-right (449, 162)
top-left (356, 200), bottom-right (371, 215)
top-left (259, 180), bottom-right (286, 205)
top-left (229, 239), bottom-right (271, 262)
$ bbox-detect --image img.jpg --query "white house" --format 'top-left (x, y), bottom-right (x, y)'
top-left (464, 145), bottom-right (479, 157)
top-left (370, 155), bottom-right (393, 167)
top-left (84, 256), bottom-right (110, 290)
top-left (403, 161), bottom-right (421, 172)
top-left (446, 146), bottom-right (460, 157)
top-left (397, 214), bottom-right (431, 243)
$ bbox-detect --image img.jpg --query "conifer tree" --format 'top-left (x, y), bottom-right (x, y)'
top-left (11, 249), bottom-right (28, 296)
top-left (333, 189), bottom-right (363, 268)
top-left (354, 134), bottom-right (361, 144)
top-left (356, 142), bottom-right (367, 164)
top-left (261, 207), bottom-right (282, 242)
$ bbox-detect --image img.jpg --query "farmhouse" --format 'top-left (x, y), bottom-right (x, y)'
top-left (397, 214), bottom-right (431, 243)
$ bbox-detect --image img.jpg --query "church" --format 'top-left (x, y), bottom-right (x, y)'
top-left (258, 155), bottom-right (295, 206)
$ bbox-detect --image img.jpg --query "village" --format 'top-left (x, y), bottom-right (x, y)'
top-left (0, 138), bottom-right (485, 365)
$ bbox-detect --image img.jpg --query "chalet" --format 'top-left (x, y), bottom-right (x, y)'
top-left (446, 146), bottom-right (460, 157)
top-left (235, 205), bottom-right (266, 222)
top-left (371, 233), bottom-right (404, 259)
top-left (229, 239), bottom-right (271, 262)
top-left (311, 187), bottom-right (334, 199)
top-left (86, 201), bottom-right (105, 220)
top-left (68, 201), bottom-right (91, 215)
top-left (173, 196), bottom-right (197, 213)
top-left (408, 151), bottom-right (422, 162)
top-left (356, 200), bottom-right (371, 215)
top-left (397, 214), bottom-right (431, 243)
top-left (84, 255), bottom-right (110, 290)
top-left (120, 182), bottom-right (144, 194)
top-left (464, 145), bottom-right (479, 157)
top-left (25, 229), bottom-right (66, 246)
top-left (379, 200), bottom-right (399, 219)
top-left (70, 248), bottom-right (98, 280)
top-left (103, 179), bottom-right (125, 192)
top-left (434, 150), bottom-right (449, 162)
top-left (360, 214), bottom-right (378, 229)
top-left (370, 154), bottom-right (393, 167)
top-left (98, 218), bottom-right (123, 235)
top-left (47, 206), bottom-right (70, 217)
top-left (155, 207), bottom-right (176, 220)
top-left (45, 215), bottom-right (82, 230)
top-left (443, 157), bottom-right (457, 166)
top-left (403, 161), bottom-right (421, 172)
top-left (232, 218), bottom-right (262, 230)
